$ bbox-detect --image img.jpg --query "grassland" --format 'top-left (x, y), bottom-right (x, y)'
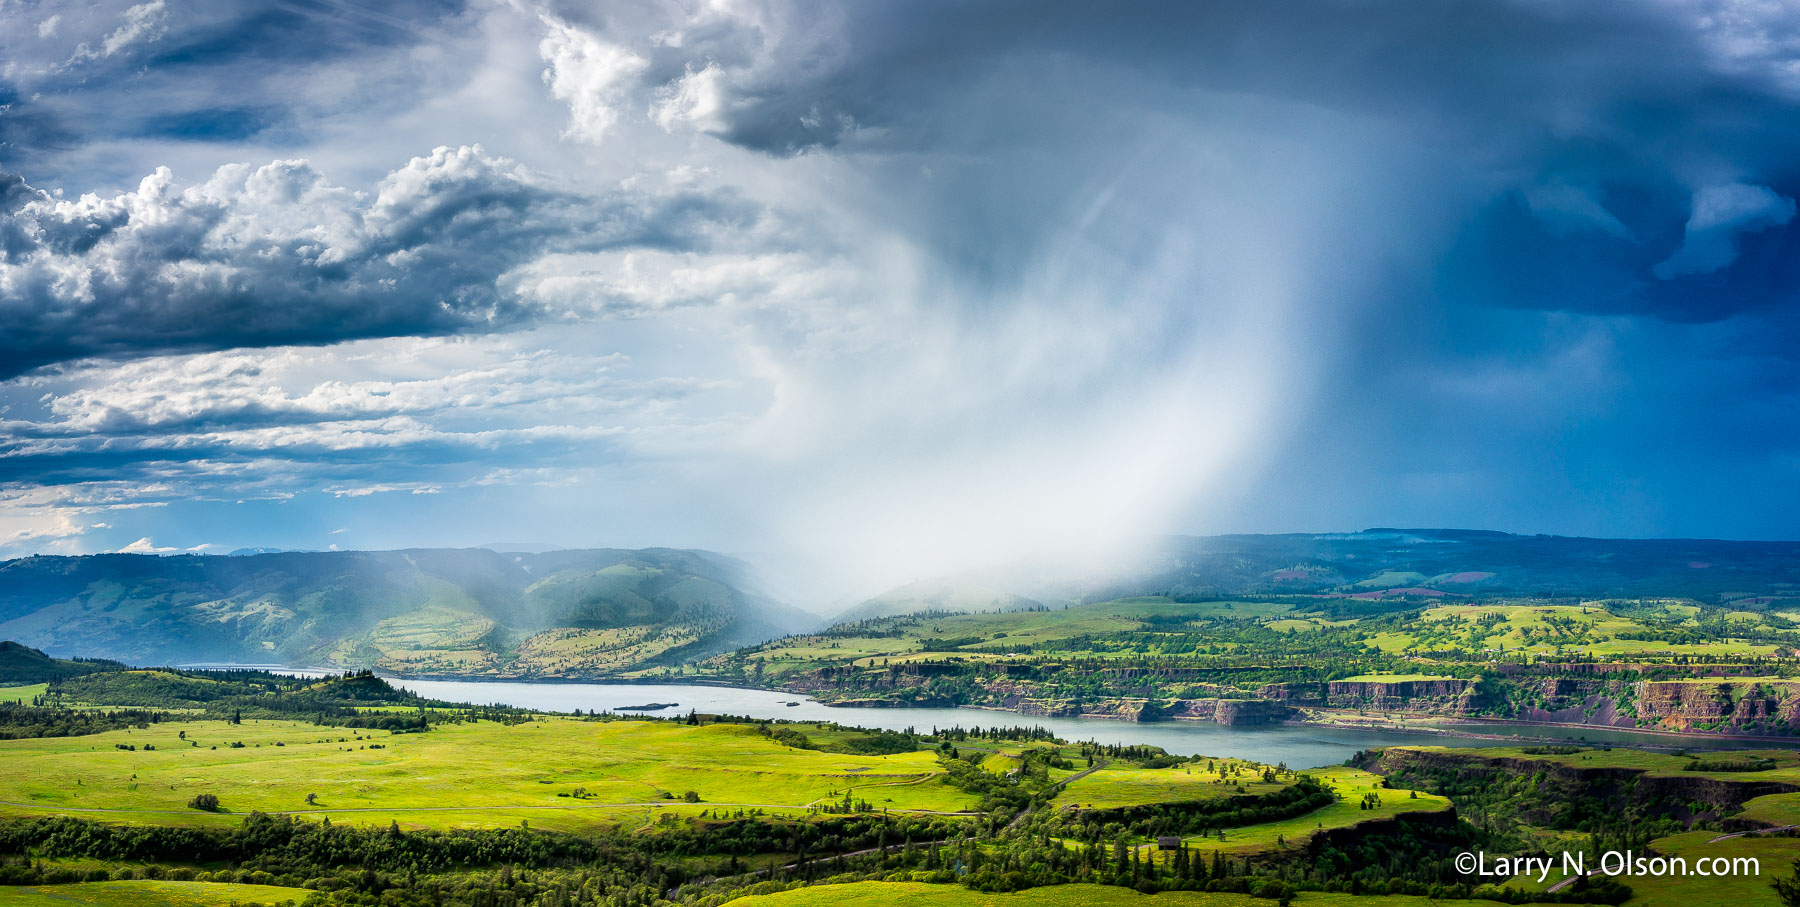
top-left (1055, 760), bottom-right (1287, 810)
top-left (0, 684), bottom-right (44, 703)
top-left (1400, 745), bottom-right (1800, 781)
top-left (721, 882), bottom-right (1522, 907)
top-left (0, 716), bottom-right (978, 834)
top-left (1616, 829), bottom-right (1800, 906)
top-left (0, 881), bottom-right (308, 905)
top-left (1173, 767), bottom-right (1449, 854)
top-left (724, 595), bottom-right (1800, 690)
top-left (739, 599), bottom-right (1297, 678)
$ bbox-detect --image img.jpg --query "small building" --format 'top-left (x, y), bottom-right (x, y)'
top-left (1157, 836), bottom-right (1182, 851)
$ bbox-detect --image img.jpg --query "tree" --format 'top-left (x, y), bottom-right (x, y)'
top-left (188, 793), bottom-right (221, 812)
top-left (1775, 859), bottom-right (1800, 907)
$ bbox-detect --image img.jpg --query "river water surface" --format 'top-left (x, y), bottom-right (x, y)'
top-left (372, 678), bottom-right (1775, 768)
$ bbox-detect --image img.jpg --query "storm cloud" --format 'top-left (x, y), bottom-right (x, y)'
top-left (2, 0), bottom-right (1800, 601)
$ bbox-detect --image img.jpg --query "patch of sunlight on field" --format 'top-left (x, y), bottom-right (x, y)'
top-left (1057, 759), bottom-right (1285, 811)
top-left (0, 684), bottom-right (45, 703)
top-left (723, 881), bottom-right (1520, 907)
top-left (1178, 766), bottom-right (1447, 855)
top-left (1406, 746), bottom-right (1800, 782)
top-left (0, 881), bottom-right (308, 906)
top-left (1739, 791), bottom-right (1800, 827)
top-left (0, 716), bottom-right (978, 834)
top-left (1620, 830), bottom-right (1800, 907)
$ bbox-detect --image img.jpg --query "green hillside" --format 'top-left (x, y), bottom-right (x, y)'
top-left (0, 548), bottom-right (813, 676)
top-left (0, 641), bottom-right (123, 685)
top-left (839, 530), bottom-right (1800, 622)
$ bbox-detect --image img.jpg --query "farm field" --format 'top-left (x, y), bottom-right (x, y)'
top-left (0, 716), bottom-right (978, 834)
top-left (720, 594), bottom-right (1800, 694)
top-left (0, 880), bottom-right (308, 905)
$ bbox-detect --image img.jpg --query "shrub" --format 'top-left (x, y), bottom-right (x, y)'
top-left (188, 793), bottom-right (221, 812)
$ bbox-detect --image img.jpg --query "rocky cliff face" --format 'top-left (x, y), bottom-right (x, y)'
top-left (1000, 695), bottom-right (1291, 725)
top-left (1325, 678), bottom-right (1474, 713)
top-left (1256, 681), bottom-right (1327, 706)
top-left (789, 656), bottom-right (1800, 737)
top-left (1631, 680), bottom-right (1800, 733)
top-left (1372, 747), bottom-right (1800, 826)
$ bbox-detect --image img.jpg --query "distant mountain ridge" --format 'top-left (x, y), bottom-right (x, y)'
top-left (839, 529), bottom-right (1800, 621)
top-left (0, 547), bottom-right (814, 677)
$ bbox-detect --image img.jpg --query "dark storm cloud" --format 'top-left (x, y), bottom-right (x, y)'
top-left (632, 0), bottom-right (1800, 327)
top-left (0, 147), bottom-right (756, 378)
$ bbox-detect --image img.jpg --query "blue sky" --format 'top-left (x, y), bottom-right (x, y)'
top-left (1, 0), bottom-right (1798, 605)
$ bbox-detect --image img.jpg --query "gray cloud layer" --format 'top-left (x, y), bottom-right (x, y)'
top-left (2, 0), bottom-right (1800, 589)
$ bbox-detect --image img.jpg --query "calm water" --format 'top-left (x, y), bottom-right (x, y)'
top-left (372, 678), bottom-right (1782, 768)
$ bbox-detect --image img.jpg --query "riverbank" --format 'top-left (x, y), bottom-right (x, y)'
top-left (817, 695), bottom-right (1799, 750)
top-left (185, 664), bottom-right (1796, 756)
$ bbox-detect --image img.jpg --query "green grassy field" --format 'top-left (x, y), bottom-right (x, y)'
top-left (1175, 767), bottom-right (1448, 854)
top-left (1372, 604), bottom-right (1785, 658)
top-left (736, 599), bottom-right (1299, 677)
top-left (724, 594), bottom-right (1799, 692)
top-left (722, 881), bottom-right (1524, 907)
top-left (1737, 791), bottom-right (1800, 827)
top-left (0, 684), bottom-right (45, 704)
top-left (1618, 829), bottom-right (1800, 906)
top-left (1055, 760), bottom-right (1287, 810)
top-left (0, 880), bottom-right (308, 905)
top-left (0, 716), bottom-right (978, 834)
top-left (1401, 746), bottom-right (1800, 782)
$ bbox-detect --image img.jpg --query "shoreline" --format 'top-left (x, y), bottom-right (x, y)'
top-left (180, 666), bottom-right (1800, 748)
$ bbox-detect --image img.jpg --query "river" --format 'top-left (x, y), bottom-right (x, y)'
top-left (367, 677), bottom-right (1775, 768)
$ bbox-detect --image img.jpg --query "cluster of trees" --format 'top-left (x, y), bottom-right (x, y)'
top-left (1377, 751), bottom-right (1694, 853)
top-left (0, 810), bottom-right (987, 907)
top-left (1064, 778), bottom-right (1334, 839)
top-left (0, 703), bottom-right (170, 739)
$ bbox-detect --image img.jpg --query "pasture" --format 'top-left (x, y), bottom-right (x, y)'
top-left (1174, 767), bottom-right (1448, 854)
top-left (0, 716), bottom-right (977, 834)
top-left (0, 880), bottom-right (307, 906)
top-left (721, 881), bottom-right (1523, 907)
top-left (1055, 760), bottom-right (1289, 811)
top-left (0, 684), bottom-right (44, 704)
top-left (1617, 829), bottom-right (1800, 907)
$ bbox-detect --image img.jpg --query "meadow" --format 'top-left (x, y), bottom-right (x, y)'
top-left (1055, 760), bottom-right (1289, 810)
top-left (0, 880), bottom-right (307, 906)
top-left (0, 716), bottom-right (979, 834)
top-left (1406, 745), bottom-right (1800, 781)
top-left (1172, 767), bottom-right (1449, 855)
top-left (0, 685), bottom-right (43, 704)
top-left (719, 882), bottom-right (1522, 907)
top-left (1608, 829), bottom-right (1800, 907)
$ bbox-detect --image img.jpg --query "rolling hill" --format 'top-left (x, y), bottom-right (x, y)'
top-left (0, 548), bottom-right (814, 677)
top-left (840, 529), bottom-right (1800, 620)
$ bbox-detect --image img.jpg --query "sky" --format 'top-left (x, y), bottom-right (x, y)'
top-left (2, 0), bottom-right (1799, 608)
